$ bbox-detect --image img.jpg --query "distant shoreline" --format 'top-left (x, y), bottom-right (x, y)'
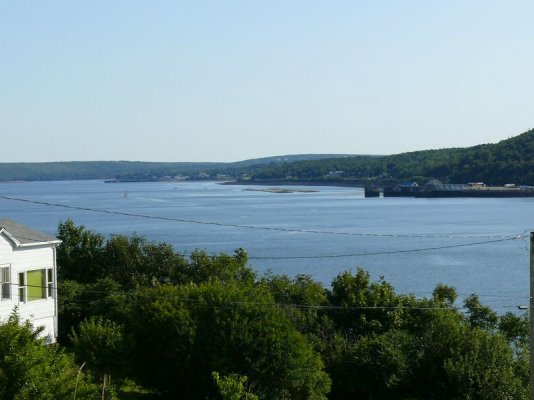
top-left (220, 180), bottom-right (364, 188)
top-left (243, 187), bottom-right (319, 194)
top-left (0, 177), bottom-right (368, 189)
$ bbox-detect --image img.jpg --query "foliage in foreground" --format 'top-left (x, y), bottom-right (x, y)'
top-left (212, 372), bottom-right (258, 400)
top-left (53, 220), bottom-right (531, 400)
top-left (0, 313), bottom-right (99, 400)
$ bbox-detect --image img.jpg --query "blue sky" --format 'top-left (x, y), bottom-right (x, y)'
top-left (1, 1), bottom-right (533, 162)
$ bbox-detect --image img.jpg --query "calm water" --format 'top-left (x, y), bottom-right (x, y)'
top-left (0, 180), bottom-right (531, 312)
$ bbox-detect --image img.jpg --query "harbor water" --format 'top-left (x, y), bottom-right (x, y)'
top-left (0, 180), bottom-right (531, 313)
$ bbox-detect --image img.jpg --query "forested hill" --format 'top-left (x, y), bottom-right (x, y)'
top-left (3, 129), bottom-right (534, 184)
top-left (0, 161), bottom-right (225, 181)
top-left (0, 154), bottom-right (353, 181)
top-left (248, 128), bottom-right (534, 185)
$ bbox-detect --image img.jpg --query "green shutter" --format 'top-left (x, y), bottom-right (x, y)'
top-left (27, 270), bottom-right (45, 301)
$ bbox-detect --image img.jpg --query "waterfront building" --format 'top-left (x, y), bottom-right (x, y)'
top-left (0, 219), bottom-right (61, 342)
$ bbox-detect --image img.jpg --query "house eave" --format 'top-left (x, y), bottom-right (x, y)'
top-left (0, 228), bottom-right (61, 248)
top-left (17, 240), bottom-right (62, 248)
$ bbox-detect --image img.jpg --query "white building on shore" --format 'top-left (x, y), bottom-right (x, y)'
top-left (0, 219), bottom-right (61, 342)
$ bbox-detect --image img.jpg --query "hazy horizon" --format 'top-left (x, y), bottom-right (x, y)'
top-left (1, 128), bottom-right (530, 164)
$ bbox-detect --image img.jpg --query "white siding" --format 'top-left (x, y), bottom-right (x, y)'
top-left (0, 234), bottom-right (58, 342)
top-left (0, 236), bottom-right (12, 264)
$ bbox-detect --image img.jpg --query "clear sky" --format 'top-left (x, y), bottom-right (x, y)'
top-left (1, 1), bottom-right (533, 162)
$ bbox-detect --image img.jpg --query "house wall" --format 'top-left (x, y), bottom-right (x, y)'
top-left (0, 234), bottom-right (57, 343)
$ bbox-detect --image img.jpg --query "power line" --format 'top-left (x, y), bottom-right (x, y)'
top-left (14, 282), bottom-right (456, 310)
top-left (1, 194), bottom-right (529, 260)
top-left (404, 290), bottom-right (529, 300)
top-left (9, 283), bottom-right (526, 311)
top-left (2, 194), bottom-right (531, 307)
top-left (10, 282), bottom-right (530, 302)
top-left (10, 231), bottom-right (528, 265)
top-left (248, 235), bottom-right (524, 259)
top-left (0, 194), bottom-right (525, 240)
top-left (22, 283), bottom-right (534, 302)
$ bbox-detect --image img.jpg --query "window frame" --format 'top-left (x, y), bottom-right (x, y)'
top-left (47, 268), bottom-right (53, 299)
top-left (18, 267), bottom-right (54, 303)
top-left (0, 264), bottom-right (11, 301)
top-left (18, 272), bottom-right (26, 303)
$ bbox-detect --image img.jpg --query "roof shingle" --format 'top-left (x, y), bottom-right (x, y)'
top-left (0, 219), bottom-right (60, 246)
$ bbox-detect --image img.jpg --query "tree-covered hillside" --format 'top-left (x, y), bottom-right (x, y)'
top-left (0, 155), bottom-right (354, 182)
top-left (248, 128), bottom-right (534, 185)
top-left (3, 129), bottom-right (534, 185)
top-left (0, 161), bottom-right (227, 181)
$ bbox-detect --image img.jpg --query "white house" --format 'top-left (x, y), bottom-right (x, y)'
top-left (0, 219), bottom-right (61, 343)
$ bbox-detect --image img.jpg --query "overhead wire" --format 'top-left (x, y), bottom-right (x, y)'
top-left (3, 283), bottom-right (469, 311)
top-left (1, 193), bottom-right (532, 308)
top-left (248, 235), bottom-right (524, 260)
top-left (0, 194), bottom-right (526, 240)
top-left (8, 282), bottom-right (529, 311)
top-left (1, 194), bottom-right (530, 261)
top-left (6, 230), bottom-right (523, 260)
top-left (1, 235), bottom-right (529, 302)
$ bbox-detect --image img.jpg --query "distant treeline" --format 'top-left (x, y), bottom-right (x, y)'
top-left (4, 129), bottom-right (534, 185)
top-left (248, 129), bottom-right (534, 186)
top-left (0, 161), bottom-right (225, 181)
top-left (0, 155), bottom-right (353, 182)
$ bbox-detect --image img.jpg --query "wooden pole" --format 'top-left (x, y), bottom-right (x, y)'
top-left (530, 232), bottom-right (534, 400)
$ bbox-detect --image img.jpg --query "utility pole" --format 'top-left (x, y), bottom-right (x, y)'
top-left (530, 232), bottom-right (534, 400)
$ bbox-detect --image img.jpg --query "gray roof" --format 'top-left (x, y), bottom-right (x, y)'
top-left (0, 219), bottom-right (61, 247)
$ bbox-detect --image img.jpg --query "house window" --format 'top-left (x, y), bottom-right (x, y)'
top-left (0, 265), bottom-right (10, 300)
top-left (27, 270), bottom-right (46, 301)
top-left (18, 273), bottom-right (25, 303)
top-left (18, 268), bottom-right (54, 302)
top-left (47, 268), bottom-right (53, 298)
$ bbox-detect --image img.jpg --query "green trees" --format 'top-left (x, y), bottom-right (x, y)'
top-left (70, 317), bottom-right (125, 398)
top-left (56, 219), bottom-right (105, 283)
top-left (56, 221), bottom-right (331, 399)
top-left (329, 269), bottom-right (408, 336)
top-left (212, 372), bottom-right (258, 400)
top-left (122, 282), bottom-right (330, 399)
top-left (53, 221), bottom-right (530, 400)
top-left (0, 313), bottom-right (99, 400)
top-left (56, 220), bottom-right (253, 290)
top-left (321, 269), bottom-right (529, 400)
top-left (258, 273), bottom-right (331, 348)
top-left (327, 330), bottom-right (413, 399)
top-left (413, 312), bottom-right (528, 399)
top-left (57, 220), bottom-right (189, 288)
